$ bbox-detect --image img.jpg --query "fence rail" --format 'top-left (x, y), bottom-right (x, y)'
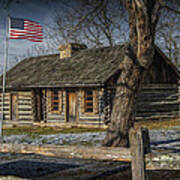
top-left (0, 128), bottom-right (180, 179)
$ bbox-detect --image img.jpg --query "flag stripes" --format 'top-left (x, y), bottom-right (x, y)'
top-left (9, 17), bottom-right (43, 42)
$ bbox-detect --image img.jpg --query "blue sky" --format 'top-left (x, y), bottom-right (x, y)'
top-left (0, 0), bottom-right (66, 71)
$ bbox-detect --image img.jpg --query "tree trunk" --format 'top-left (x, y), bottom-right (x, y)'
top-left (103, 48), bottom-right (144, 147)
top-left (103, 0), bottom-right (161, 147)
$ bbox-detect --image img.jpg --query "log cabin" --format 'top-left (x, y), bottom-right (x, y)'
top-left (0, 43), bottom-right (179, 126)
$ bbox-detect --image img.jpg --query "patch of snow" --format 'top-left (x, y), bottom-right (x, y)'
top-left (3, 130), bottom-right (180, 150)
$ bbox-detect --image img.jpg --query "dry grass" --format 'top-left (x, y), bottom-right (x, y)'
top-left (134, 118), bottom-right (180, 130)
top-left (3, 118), bottom-right (180, 136)
top-left (3, 125), bottom-right (105, 136)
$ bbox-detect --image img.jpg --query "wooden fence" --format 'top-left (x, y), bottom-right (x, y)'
top-left (0, 128), bottom-right (179, 179)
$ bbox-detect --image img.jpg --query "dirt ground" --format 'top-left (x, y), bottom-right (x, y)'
top-left (1, 119), bottom-right (180, 180)
top-left (103, 169), bottom-right (180, 180)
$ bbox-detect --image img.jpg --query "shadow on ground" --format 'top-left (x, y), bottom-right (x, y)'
top-left (151, 138), bottom-right (180, 146)
top-left (0, 159), bottom-right (79, 178)
top-left (1, 153), bottom-right (180, 180)
top-left (97, 170), bottom-right (180, 180)
top-left (151, 138), bottom-right (180, 153)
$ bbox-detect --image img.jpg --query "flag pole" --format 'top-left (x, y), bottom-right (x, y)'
top-left (0, 15), bottom-right (10, 140)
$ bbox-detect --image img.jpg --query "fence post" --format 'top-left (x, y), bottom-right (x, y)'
top-left (129, 128), bottom-right (151, 180)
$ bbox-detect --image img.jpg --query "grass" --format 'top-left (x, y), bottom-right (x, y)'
top-left (3, 118), bottom-right (180, 136)
top-left (134, 118), bottom-right (180, 130)
top-left (3, 125), bottom-right (105, 136)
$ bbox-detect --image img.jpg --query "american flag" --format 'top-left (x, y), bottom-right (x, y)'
top-left (9, 17), bottom-right (43, 42)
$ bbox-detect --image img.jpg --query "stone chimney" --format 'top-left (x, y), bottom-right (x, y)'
top-left (58, 43), bottom-right (87, 59)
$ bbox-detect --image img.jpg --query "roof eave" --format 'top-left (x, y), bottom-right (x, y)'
top-left (26, 83), bottom-right (104, 88)
top-left (0, 83), bottom-right (105, 90)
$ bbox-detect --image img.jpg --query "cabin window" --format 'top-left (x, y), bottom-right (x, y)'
top-left (51, 90), bottom-right (61, 112)
top-left (84, 90), bottom-right (93, 112)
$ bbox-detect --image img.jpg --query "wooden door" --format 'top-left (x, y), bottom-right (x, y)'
top-left (67, 92), bottom-right (77, 122)
top-left (33, 89), bottom-right (44, 122)
top-left (11, 94), bottom-right (18, 120)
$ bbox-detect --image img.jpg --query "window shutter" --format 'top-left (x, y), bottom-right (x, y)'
top-left (8, 93), bottom-right (11, 120)
top-left (81, 90), bottom-right (85, 113)
top-left (58, 91), bottom-right (62, 113)
top-left (47, 90), bottom-right (51, 113)
top-left (93, 90), bottom-right (99, 114)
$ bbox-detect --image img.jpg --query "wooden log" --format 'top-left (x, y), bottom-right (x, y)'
top-left (18, 92), bottom-right (32, 96)
top-left (129, 128), bottom-right (151, 180)
top-left (46, 119), bottom-right (65, 122)
top-left (0, 108), bottom-right (10, 112)
top-left (140, 89), bottom-right (178, 93)
top-left (20, 112), bottom-right (32, 119)
top-left (47, 115), bottom-right (65, 120)
top-left (135, 114), bottom-right (179, 121)
top-left (138, 97), bottom-right (178, 102)
top-left (18, 118), bottom-right (33, 121)
top-left (3, 115), bottom-right (10, 119)
top-left (79, 115), bottom-right (99, 119)
top-left (18, 101), bottom-right (32, 106)
top-left (18, 95), bottom-right (32, 100)
top-left (136, 110), bottom-right (179, 115)
top-left (141, 84), bottom-right (178, 89)
top-left (136, 112), bottom-right (179, 117)
top-left (140, 90), bottom-right (179, 95)
top-left (0, 102), bottom-right (10, 106)
top-left (137, 100), bottom-right (179, 105)
top-left (136, 106), bottom-right (179, 112)
top-left (0, 144), bottom-right (131, 162)
top-left (47, 114), bottom-right (65, 118)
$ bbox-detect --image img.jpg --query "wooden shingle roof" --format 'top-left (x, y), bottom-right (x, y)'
top-left (3, 45), bottom-right (126, 88)
top-left (1, 44), bottom-right (179, 89)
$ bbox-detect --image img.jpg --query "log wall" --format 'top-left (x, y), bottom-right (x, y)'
top-left (18, 91), bottom-right (33, 121)
top-left (0, 93), bottom-right (11, 120)
top-left (45, 88), bottom-right (102, 123)
top-left (135, 84), bottom-right (180, 121)
top-left (3, 84), bottom-right (177, 123)
top-left (0, 91), bottom-right (33, 121)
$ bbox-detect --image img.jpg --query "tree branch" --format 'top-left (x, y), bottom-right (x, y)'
top-left (162, 5), bottom-right (180, 14)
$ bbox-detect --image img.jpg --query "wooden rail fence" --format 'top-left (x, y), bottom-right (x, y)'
top-left (0, 128), bottom-right (180, 180)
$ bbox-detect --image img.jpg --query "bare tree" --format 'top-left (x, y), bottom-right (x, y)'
top-left (156, 2), bottom-right (180, 69)
top-left (48, 0), bottom-right (128, 48)
top-left (51, 0), bottom-right (179, 67)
